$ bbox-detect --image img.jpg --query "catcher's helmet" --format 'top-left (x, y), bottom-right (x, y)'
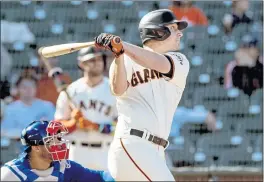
top-left (77, 46), bottom-right (107, 70)
top-left (139, 9), bottom-right (188, 44)
top-left (21, 120), bottom-right (70, 166)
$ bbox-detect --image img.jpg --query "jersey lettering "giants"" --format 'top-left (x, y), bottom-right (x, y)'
top-left (114, 52), bottom-right (190, 139)
top-left (131, 69), bottom-right (163, 87)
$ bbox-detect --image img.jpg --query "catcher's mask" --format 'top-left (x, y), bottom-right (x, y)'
top-left (21, 120), bottom-right (71, 168)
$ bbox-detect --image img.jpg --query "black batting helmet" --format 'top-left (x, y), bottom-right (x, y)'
top-left (139, 9), bottom-right (188, 44)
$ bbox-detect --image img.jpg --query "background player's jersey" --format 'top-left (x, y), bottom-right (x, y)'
top-left (114, 52), bottom-right (190, 140)
top-left (55, 77), bottom-right (117, 124)
top-left (54, 77), bottom-right (117, 170)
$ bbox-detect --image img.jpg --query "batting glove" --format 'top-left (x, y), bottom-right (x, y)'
top-left (94, 33), bottom-right (124, 58)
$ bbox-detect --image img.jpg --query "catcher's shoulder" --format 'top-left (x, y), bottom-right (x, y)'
top-left (1, 164), bottom-right (21, 181)
top-left (64, 160), bottom-right (89, 171)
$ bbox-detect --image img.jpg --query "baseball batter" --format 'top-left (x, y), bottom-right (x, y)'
top-left (94, 9), bottom-right (189, 181)
top-left (54, 47), bottom-right (117, 170)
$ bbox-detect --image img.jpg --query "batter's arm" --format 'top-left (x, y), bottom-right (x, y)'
top-left (122, 42), bottom-right (171, 74)
top-left (109, 54), bottom-right (128, 96)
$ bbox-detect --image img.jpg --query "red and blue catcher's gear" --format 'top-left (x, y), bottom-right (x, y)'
top-left (20, 120), bottom-right (70, 166)
top-left (2, 120), bottom-right (114, 182)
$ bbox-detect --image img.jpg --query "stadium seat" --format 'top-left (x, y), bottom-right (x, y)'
top-left (192, 84), bottom-right (231, 110)
top-left (218, 100), bottom-right (249, 117)
top-left (250, 89), bottom-right (263, 105)
top-left (219, 148), bottom-right (261, 167)
top-left (196, 133), bottom-right (251, 157)
top-left (181, 123), bottom-right (208, 143)
top-left (182, 26), bottom-right (209, 52)
top-left (239, 116), bottom-right (262, 134)
top-left (27, 22), bottom-right (51, 37)
top-left (1, 138), bottom-right (21, 165)
top-left (166, 136), bottom-right (197, 167)
top-left (166, 149), bottom-right (195, 167)
top-left (253, 135), bottom-right (263, 150)
top-left (231, 24), bottom-right (251, 39)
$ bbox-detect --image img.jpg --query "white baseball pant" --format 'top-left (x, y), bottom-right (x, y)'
top-left (108, 135), bottom-right (175, 181)
top-left (66, 131), bottom-right (113, 170)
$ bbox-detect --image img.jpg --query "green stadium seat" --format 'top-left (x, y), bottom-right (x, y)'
top-left (196, 133), bottom-right (251, 157)
top-left (218, 100), bottom-right (250, 117)
top-left (238, 116), bottom-right (262, 133)
top-left (166, 137), bottom-right (196, 167)
top-left (250, 89), bottom-right (263, 105)
top-left (219, 148), bottom-right (261, 167)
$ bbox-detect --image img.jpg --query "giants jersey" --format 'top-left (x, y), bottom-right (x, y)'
top-left (55, 77), bottom-right (117, 124)
top-left (114, 52), bottom-right (190, 140)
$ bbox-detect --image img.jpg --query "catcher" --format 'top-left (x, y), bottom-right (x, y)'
top-left (54, 47), bottom-right (117, 170)
top-left (1, 120), bottom-right (114, 181)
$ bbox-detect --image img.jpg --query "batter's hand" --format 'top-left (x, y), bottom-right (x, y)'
top-left (94, 33), bottom-right (124, 58)
top-left (71, 109), bottom-right (99, 130)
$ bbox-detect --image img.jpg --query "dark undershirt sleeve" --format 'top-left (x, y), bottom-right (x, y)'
top-left (161, 55), bottom-right (174, 78)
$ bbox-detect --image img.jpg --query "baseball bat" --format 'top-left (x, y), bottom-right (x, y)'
top-left (37, 53), bottom-right (77, 110)
top-left (38, 41), bottom-right (95, 58)
top-left (38, 53), bottom-right (88, 129)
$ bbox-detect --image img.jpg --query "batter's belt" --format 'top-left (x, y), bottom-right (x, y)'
top-left (130, 129), bottom-right (169, 149)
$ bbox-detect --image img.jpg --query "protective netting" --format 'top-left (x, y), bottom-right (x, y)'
top-left (1, 1), bottom-right (263, 172)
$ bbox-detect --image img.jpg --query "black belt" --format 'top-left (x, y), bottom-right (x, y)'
top-left (130, 129), bottom-right (169, 148)
top-left (71, 141), bottom-right (111, 148)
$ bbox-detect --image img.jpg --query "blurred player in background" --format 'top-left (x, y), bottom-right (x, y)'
top-left (54, 47), bottom-right (117, 170)
top-left (1, 74), bottom-right (55, 138)
top-left (1, 120), bottom-right (113, 181)
top-left (94, 9), bottom-right (189, 181)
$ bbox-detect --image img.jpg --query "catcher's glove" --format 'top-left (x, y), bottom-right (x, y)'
top-left (94, 33), bottom-right (124, 58)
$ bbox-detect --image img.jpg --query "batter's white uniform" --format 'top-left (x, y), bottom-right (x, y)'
top-left (108, 52), bottom-right (190, 181)
top-left (55, 77), bottom-right (117, 170)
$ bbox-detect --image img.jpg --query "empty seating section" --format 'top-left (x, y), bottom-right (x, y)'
top-left (1, 1), bottom-right (262, 167)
